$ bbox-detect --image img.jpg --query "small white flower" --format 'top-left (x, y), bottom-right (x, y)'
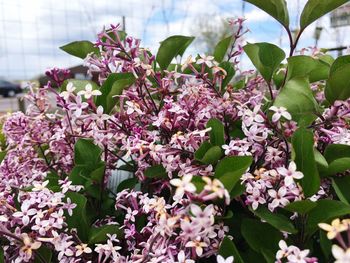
top-left (217, 255), bottom-right (234, 263)
top-left (269, 106), bottom-right (292, 122)
top-left (75, 243), bottom-right (92, 257)
top-left (196, 54), bottom-right (215, 68)
top-left (181, 55), bottom-right (195, 72)
top-left (332, 245), bottom-right (350, 263)
top-left (177, 250), bottom-right (195, 263)
top-left (32, 180), bottom-right (49, 191)
top-left (60, 82), bottom-right (76, 101)
top-left (185, 237), bottom-right (208, 257)
top-left (170, 174), bottom-right (196, 200)
top-left (77, 83), bottom-right (102, 99)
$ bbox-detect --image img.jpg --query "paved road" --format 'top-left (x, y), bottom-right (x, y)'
top-left (0, 96), bottom-right (24, 113)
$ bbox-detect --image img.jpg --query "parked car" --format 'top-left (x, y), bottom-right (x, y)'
top-left (0, 79), bottom-right (22, 97)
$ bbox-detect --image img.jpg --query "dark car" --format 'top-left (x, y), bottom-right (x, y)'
top-left (0, 79), bottom-right (22, 97)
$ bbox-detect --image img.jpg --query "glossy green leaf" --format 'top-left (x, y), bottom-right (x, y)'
top-left (60, 40), bottom-right (99, 59)
top-left (285, 55), bottom-right (332, 83)
top-left (218, 236), bottom-right (244, 263)
top-left (285, 200), bottom-right (317, 214)
top-left (65, 192), bottom-right (90, 241)
top-left (214, 156), bottom-right (253, 192)
top-left (274, 77), bottom-right (318, 125)
top-left (252, 206), bottom-right (298, 234)
top-left (324, 144), bottom-right (350, 163)
top-left (219, 61), bottom-right (236, 88)
top-left (325, 158), bottom-right (350, 176)
top-left (117, 177), bottom-right (138, 192)
top-left (144, 165), bottom-right (167, 179)
top-left (332, 177), bottom-right (350, 205)
top-left (300, 0), bottom-right (349, 29)
top-left (325, 55), bottom-right (350, 103)
top-left (292, 127), bottom-right (320, 197)
top-left (156, 35), bottom-right (195, 70)
top-left (95, 73), bottom-right (135, 113)
top-left (314, 148), bottom-right (328, 172)
top-left (214, 36), bottom-right (233, 63)
top-left (320, 230), bottom-right (332, 260)
top-left (241, 218), bottom-right (282, 254)
top-left (306, 200), bottom-right (350, 234)
top-left (199, 145), bottom-right (223, 165)
top-left (0, 247), bottom-right (3, 263)
top-left (244, 42), bottom-right (285, 82)
top-left (0, 151), bottom-right (6, 163)
top-left (206, 118), bottom-right (225, 146)
top-left (74, 139), bottom-right (102, 167)
top-left (245, 0), bottom-right (289, 27)
top-left (34, 246), bottom-right (52, 263)
top-left (89, 225), bottom-right (122, 244)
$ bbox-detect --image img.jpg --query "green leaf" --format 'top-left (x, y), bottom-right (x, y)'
top-left (60, 40), bottom-right (99, 59)
top-left (0, 247), bottom-right (4, 263)
top-left (95, 73), bottom-right (135, 113)
top-left (241, 218), bottom-right (282, 254)
top-left (274, 77), bottom-right (318, 125)
top-left (286, 56), bottom-right (330, 83)
top-left (285, 200), bottom-right (317, 214)
top-left (300, 0), bottom-right (349, 30)
top-left (144, 165), bottom-right (167, 179)
top-left (65, 192), bottom-right (90, 241)
top-left (325, 55), bottom-right (350, 103)
top-left (220, 61), bottom-right (236, 88)
top-left (245, 0), bottom-right (289, 27)
top-left (34, 246), bottom-right (52, 263)
top-left (156, 35), bottom-right (195, 70)
top-left (90, 163), bottom-right (106, 183)
top-left (306, 200), bottom-right (350, 234)
top-left (314, 148), bottom-right (328, 172)
top-left (252, 206), bottom-right (298, 234)
top-left (292, 127), bottom-right (320, 197)
top-left (88, 225), bottom-right (122, 244)
top-left (74, 139), bottom-right (102, 167)
top-left (324, 143), bottom-right (350, 163)
top-left (117, 177), bottom-right (138, 192)
top-left (214, 156), bottom-right (253, 192)
top-left (218, 236), bottom-right (244, 263)
top-left (320, 230), bottom-right (332, 260)
top-left (0, 151), bottom-right (6, 163)
top-left (244, 42), bottom-right (285, 82)
top-left (195, 140), bottom-right (223, 165)
top-left (325, 158), bottom-right (350, 176)
top-left (206, 118), bottom-right (225, 146)
top-left (332, 177), bottom-right (350, 205)
top-left (214, 36), bottom-right (233, 63)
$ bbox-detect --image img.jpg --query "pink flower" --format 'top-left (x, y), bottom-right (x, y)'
top-left (68, 95), bottom-right (88, 117)
top-left (13, 202), bottom-right (37, 225)
top-left (268, 187), bottom-right (290, 210)
top-left (277, 161), bottom-right (304, 186)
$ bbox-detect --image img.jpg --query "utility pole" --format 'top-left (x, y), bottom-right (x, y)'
top-left (122, 16), bottom-right (126, 32)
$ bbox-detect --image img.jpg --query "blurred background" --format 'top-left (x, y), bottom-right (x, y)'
top-left (0, 0), bottom-right (349, 111)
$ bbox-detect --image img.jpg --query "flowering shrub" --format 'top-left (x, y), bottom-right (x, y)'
top-left (1, 0), bottom-right (350, 262)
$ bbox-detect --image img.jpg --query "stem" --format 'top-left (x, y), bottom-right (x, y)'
top-left (281, 27), bottom-right (305, 88)
top-left (267, 81), bottom-right (274, 100)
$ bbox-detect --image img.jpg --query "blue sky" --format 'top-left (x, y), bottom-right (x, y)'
top-left (0, 0), bottom-right (348, 80)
